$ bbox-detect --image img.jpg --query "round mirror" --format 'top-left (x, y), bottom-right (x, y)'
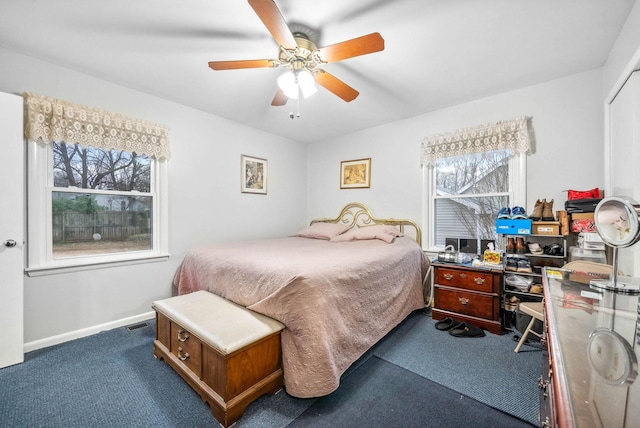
top-left (594, 197), bottom-right (640, 248)
top-left (588, 328), bottom-right (637, 385)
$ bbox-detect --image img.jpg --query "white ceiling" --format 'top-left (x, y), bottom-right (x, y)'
top-left (0, 0), bottom-right (635, 143)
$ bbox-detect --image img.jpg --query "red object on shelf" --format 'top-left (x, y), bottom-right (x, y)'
top-left (566, 188), bottom-right (601, 200)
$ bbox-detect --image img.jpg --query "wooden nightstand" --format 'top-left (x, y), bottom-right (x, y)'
top-left (432, 263), bottom-right (503, 334)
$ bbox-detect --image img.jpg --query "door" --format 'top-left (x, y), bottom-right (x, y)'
top-left (0, 92), bottom-right (24, 368)
top-left (609, 70), bottom-right (640, 277)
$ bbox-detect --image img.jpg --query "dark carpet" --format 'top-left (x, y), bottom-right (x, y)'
top-left (287, 356), bottom-right (533, 428)
top-left (0, 310), bottom-right (540, 427)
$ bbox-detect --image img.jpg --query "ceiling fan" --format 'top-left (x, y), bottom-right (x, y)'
top-left (208, 0), bottom-right (385, 109)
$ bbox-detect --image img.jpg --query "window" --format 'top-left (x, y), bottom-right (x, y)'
top-left (24, 93), bottom-right (170, 275)
top-left (52, 142), bottom-right (154, 258)
top-left (421, 117), bottom-right (532, 251)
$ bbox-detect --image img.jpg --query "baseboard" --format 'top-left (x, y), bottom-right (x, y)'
top-left (24, 311), bottom-right (155, 353)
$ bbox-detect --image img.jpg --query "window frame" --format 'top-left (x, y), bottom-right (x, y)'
top-left (422, 152), bottom-right (526, 252)
top-left (25, 140), bottom-right (169, 277)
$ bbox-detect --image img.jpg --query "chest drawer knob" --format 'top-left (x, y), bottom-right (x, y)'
top-left (473, 277), bottom-right (486, 285)
top-left (458, 297), bottom-right (470, 305)
top-left (443, 273), bottom-right (454, 280)
top-left (177, 329), bottom-right (190, 342)
top-left (178, 346), bottom-right (190, 361)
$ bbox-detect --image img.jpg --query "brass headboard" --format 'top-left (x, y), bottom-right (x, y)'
top-left (310, 202), bottom-right (422, 247)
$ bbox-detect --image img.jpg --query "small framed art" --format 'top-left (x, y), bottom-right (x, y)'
top-left (241, 155), bottom-right (267, 194)
top-left (340, 158), bottom-right (371, 189)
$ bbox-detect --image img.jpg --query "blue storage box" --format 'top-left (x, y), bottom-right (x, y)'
top-left (496, 219), bottom-right (532, 235)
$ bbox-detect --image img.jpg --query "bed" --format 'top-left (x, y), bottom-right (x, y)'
top-left (172, 202), bottom-right (429, 398)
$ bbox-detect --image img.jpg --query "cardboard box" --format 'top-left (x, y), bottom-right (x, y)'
top-left (571, 213), bottom-right (596, 233)
top-left (532, 221), bottom-right (560, 235)
top-left (571, 212), bottom-right (595, 220)
top-left (557, 210), bottom-right (570, 236)
top-left (496, 219), bottom-right (532, 235)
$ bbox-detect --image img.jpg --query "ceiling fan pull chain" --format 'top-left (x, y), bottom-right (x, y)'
top-left (296, 95), bottom-right (301, 118)
top-left (288, 97), bottom-right (294, 119)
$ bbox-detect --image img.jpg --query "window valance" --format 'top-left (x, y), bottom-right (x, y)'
top-left (421, 116), bottom-right (533, 167)
top-left (23, 93), bottom-right (171, 160)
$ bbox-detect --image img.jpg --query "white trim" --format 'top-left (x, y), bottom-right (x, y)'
top-left (24, 311), bottom-right (156, 353)
top-left (25, 254), bottom-right (170, 277)
top-left (26, 141), bottom-right (169, 273)
top-left (421, 151), bottom-right (527, 252)
top-left (512, 152), bottom-right (527, 207)
top-left (604, 45), bottom-right (640, 197)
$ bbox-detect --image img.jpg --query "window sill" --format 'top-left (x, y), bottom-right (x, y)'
top-left (25, 253), bottom-right (171, 277)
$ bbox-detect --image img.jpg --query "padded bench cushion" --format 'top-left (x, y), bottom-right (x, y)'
top-left (152, 290), bottom-right (284, 354)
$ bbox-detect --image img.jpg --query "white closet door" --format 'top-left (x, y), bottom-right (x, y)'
top-left (608, 71), bottom-right (640, 277)
top-left (0, 92), bottom-right (24, 368)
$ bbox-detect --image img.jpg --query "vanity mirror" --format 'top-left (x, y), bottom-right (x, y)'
top-left (590, 196), bottom-right (640, 294)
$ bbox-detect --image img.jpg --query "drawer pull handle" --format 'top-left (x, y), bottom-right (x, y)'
top-left (473, 277), bottom-right (485, 285)
top-left (460, 273), bottom-right (467, 279)
top-left (443, 273), bottom-right (454, 280)
top-left (177, 329), bottom-right (190, 342)
top-left (458, 297), bottom-right (470, 305)
top-left (537, 375), bottom-right (549, 398)
top-left (178, 346), bottom-right (190, 361)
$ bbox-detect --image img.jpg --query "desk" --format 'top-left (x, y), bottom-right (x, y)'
top-left (541, 268), bottom-right (640, 427)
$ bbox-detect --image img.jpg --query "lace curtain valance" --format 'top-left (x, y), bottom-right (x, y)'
top-left (421, 116), bottom-right (533, 167)
top-left (23, 93), bottom-right (171, 160)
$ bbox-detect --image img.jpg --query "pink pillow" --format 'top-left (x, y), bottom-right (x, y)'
top-left (330, 225), bottom-right (403, 244)
top-left (292, 222), bottom-right (351, 240)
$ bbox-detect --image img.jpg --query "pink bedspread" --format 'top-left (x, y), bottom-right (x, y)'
top-left (173, 236), bottom-right (428, 398)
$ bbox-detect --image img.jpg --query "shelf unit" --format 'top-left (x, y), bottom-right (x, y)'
top-left (500, 233), bottom-right (570, 330)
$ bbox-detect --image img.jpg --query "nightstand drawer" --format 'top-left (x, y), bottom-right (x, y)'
top-left (435, 267), bottom-right (498, 293)
top-left (434, 287), bottom-right (498, 320)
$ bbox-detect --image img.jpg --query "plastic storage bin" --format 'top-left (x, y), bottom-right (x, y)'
top-left (568, 246), bottom-right (606, 264)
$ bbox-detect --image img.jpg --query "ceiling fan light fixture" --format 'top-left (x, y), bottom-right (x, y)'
top-left (277, 71), bottom-right (299, 99)
top-left (298, 69), bottom-right (317, 98)
top-left (277, 69), bottom-right (317, 100)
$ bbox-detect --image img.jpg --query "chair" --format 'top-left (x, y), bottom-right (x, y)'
top-left (514, 301), bottom-right (544, 352)
top-left (562, 260), bottom-right (614, 275)
top-left (514, 261), bottom-right (615, 352)
top-left (562, 260), bottom-right (615, 285)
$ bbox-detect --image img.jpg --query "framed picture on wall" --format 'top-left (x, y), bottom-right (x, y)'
top-left (340, 158), bottom-right (371, 189)
top-left (241, 155), bottom-right (267, 194)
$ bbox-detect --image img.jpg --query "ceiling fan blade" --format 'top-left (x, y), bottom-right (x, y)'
top-left (315, 70), bottom-right (359, 102)
top-left (316, 32), bottom-right (384, 64)
top-left (208, 59), bottom-right (278, 70)
top-left (271, 87), bottom-right (288, 106)
top-left (248, 0), bottom-right (297, 49)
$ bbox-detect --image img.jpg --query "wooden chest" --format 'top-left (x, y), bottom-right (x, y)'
top-left (153, 291), bottom-right (284, 427)
top-left (432, 264), bottom-right (503, 334)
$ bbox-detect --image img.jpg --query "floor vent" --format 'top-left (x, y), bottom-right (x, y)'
top-left (125, 322), bottom-right (149, 331)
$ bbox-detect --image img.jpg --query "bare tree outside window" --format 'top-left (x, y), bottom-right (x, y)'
top-left (53, 142), bottom-right (150, 191)
top-left (434, 150), bottom-right (510, 248)
top-left (51, 142), bottom-right (153, 258)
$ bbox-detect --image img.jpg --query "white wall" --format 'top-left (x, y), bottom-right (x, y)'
top-left (307, 69), bottom-right (606, 246)
top-left (5, 1), bottom-right (640, 346)
top-left (0, 47), bottom-right (308, 345)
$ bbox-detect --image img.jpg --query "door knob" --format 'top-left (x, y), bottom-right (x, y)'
top-left (3, 239), bottom-right (17, 248)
